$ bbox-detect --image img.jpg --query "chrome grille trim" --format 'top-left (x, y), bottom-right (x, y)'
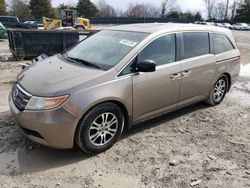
top-left (12, 84), bottom-right (32, 111)
top-left (16, 84), bottom-right (32, 97)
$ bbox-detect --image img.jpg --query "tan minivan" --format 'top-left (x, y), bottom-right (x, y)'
top-left (9, 23), bottom-right (240, 153)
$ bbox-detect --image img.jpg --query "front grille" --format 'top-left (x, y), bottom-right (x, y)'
top-left (12, 84), bottom-right (32, 111)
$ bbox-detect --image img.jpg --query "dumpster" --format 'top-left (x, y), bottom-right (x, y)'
top-left (7, 29), bottom-right (97, 60)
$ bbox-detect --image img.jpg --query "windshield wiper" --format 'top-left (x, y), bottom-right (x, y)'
top-left (66, 56), bottom-right (102, 70)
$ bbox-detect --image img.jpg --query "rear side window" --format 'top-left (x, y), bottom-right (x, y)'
top-left (212, 34), bottom-right (234, 54)
top-left (0, 17), bottom-right (7, 22)
top-left (8, 17), bottom-right (18, 23)
top-left (182, 32), bottom-right (210, 59)
top-left (138, 34), bottom-right (176, 66)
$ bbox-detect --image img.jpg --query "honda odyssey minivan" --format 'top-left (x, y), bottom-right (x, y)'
top-left (9, 23), bottom-right (241, 153)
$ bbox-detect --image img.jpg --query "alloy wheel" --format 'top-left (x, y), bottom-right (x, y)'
top-left (213, 79), bottom-right (226, 102)
top-left (88, 112), bottom-right (118, 146)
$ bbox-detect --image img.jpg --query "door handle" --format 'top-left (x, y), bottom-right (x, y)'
top-left (170, 73), bottom-right (182, 80)
top-left (181, 70), bottom-right (191, 77)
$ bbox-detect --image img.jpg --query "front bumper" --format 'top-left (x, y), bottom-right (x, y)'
top-left (9, 93), bottom-right (78, 149)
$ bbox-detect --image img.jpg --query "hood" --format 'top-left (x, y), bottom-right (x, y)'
top-left (17, 55), bottom-right (109, 97)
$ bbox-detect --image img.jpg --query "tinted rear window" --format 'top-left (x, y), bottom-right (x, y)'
top-left (8, 17), bottom-right (18, 22)
top-left (212, 34), bottom-right (234, 54)
top-left (0, 17), bottom-right (7, 22)
top-left (182, 32), bottom-right (210, 59)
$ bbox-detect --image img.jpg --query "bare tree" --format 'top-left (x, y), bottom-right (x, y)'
top-left (146, 5), bottom-right (160, 17)
top-left (8, 0), bottom-right (32, 20)
top-left (230, 0), bottom-right (242, 20)
top-left (204, 0), bottom-right (242, 20)
top-left (204, 0), bottom-right (216, 19)
top-left (224, 0), bottom-right (230, 19)
top-left (124, 3), bottom-right (160, 18)
top-left (214, 1), bottom-right (227, 20)
top-left (160, 0), bottom-right (179, 17)
top-left (124, 3), bottom-right (146, 17)
top-left (96, 0), bottom-right (116, 17)
top-left (115, 8), bottom-right (123, 17)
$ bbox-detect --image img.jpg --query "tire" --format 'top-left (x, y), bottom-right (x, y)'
top-left (75, 103), bottom-right (124, 154)
top-left (206, 75), bottom-right (228, 106)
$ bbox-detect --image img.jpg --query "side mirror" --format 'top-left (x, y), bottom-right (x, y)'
top-left (137, 59), bottom-right (156, 72)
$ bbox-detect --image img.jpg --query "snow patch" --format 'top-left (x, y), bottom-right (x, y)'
top-left (240, 63), bottom-right (250, 77)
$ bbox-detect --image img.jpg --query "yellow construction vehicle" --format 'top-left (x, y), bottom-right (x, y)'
top-left (43, 9), bottom-right (91, 30)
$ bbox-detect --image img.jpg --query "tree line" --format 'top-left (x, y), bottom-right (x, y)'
top-left (204, 0), bottom-right (250, 21)
top-left (0, 0), bottom-right (249, 22)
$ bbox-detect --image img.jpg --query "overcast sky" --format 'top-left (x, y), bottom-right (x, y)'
top-left (52, 0), bottom-right (205, 13)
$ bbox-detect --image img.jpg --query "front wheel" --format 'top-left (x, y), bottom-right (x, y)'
top-left (75, 103), bottom-right (124, 154)
top-left (206, 75), bottom-right (228, 106)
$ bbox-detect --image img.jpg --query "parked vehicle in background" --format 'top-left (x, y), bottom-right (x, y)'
top-left (233, 23), bottom-right (250, 30)
top-left (238, 23), bottom-right (250, 30)
top-left (233, 23), bottom-right (243, 30)
top-left (0, 16), bottom-right (37, 29)
top-left (24, 21), bottom-right (44, 29)
top-left (215, 23), bottom-right (224, 27)
top-left (246, 24), bottom-right (250, 31)
top-left (9, 23), bottom-right (241, 154)
top-left (0, 22), bottom-right (6, 38)
top-left (195, 21), bottom-right (215, 26)
top-left (222, 23), bottom-right (233, 29)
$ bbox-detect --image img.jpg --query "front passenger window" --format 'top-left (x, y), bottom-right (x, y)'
top-left (138, 34), bottom-right (176, 66)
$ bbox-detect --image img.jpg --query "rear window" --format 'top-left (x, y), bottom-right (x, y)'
top-left (0, 17), bottom-right (7, 22)
top-left (8, 17), bottom-right (18, 23)
top-left (182, 32), bottom-right (210, 59)
top-left (212, 34), bottom-right (234, 54)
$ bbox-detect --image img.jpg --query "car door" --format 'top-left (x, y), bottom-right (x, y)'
top-left (178, 32), bottom-right (216, 105)
top-left (132, 34), bottom-right (181, 122)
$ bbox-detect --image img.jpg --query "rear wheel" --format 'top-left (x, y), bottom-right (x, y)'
top-left (206, 75), bottom-right (228, 106)
top-left (75, 103), bottom-right (124, 154)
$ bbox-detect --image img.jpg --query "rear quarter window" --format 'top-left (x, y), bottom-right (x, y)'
top-left (212, 33), bottom-right (234, 55)
top-left (182, 32), bottom-right (210, 59)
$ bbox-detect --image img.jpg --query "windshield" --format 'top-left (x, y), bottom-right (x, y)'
top-left (66, 30), bottom-right (148, 70)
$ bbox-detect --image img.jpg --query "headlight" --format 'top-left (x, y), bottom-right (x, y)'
top-left (25, 95), bottom-right (69, 110)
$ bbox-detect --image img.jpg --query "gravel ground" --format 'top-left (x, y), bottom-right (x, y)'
top-left (0, 30), bottom-right (249, 188)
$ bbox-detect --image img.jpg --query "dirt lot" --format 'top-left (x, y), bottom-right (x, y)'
top-left (0, 30), bottom-right (250, 188)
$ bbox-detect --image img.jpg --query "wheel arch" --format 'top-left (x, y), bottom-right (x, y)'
top-left (73, 99), bottom-right (131, 144)
top-left (221, 72), bottom-right (231, 92)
